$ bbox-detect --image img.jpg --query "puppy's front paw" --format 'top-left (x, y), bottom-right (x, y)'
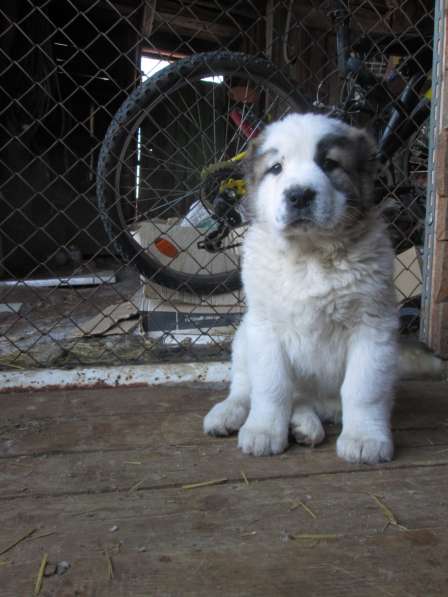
top-left (204, 399), bottom-right (249, 436)
top-left (290, 409), bottom-right (325, 446)
top-left (337, 432), bottom-right (393, 464)
top-left (238, 422), bottom-right (288, 456)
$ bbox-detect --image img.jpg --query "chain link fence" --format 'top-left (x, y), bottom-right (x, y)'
top-left (0, 0), bottom-right (435, 370)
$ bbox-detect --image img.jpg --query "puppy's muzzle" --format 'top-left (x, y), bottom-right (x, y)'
top-left (285, 186), bottom-right (316, 208)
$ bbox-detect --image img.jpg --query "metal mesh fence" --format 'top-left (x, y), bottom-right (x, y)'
top-left (0, 0), bottom-right (435, 369)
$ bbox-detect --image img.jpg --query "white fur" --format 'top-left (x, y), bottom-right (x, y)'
top-left (203, 114), bottom-right (398, 464)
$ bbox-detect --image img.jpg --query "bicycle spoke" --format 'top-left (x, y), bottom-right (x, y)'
top-left (222, 75), bottom-right (232, 161)
top-left (220, 101), bottom-right (255, 160)
top-left (235, 79), bottom-right (251, 155)
top-left (137, 158), bottom-right (197, 173)
top-left (212, 78), bottom-right (217, 163)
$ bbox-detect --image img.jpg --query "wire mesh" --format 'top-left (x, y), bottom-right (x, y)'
top-left (0, 0), bottom-right (436, 370)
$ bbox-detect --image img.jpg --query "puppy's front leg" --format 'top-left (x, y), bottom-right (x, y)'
top-left (238, 323), bottom-right (292, 456)
top-left (337, 325), bottom-right (397, 464)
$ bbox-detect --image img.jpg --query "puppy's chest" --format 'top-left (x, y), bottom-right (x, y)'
top-left (249, 257), bottom-right (361, 331)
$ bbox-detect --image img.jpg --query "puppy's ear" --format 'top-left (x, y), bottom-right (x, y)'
top-left (243, 132), bottom-right (266, 188)
top-left (352, 128), bottom-right (379, 178)
top-left (349, 128), bottom-right (379, 206)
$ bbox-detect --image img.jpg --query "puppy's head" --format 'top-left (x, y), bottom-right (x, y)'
top-left (245, 113), bottom-right (377, 237)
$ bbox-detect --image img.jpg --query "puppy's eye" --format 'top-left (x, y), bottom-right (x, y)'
top-left (266, 162), bottom-right (282, 176)
top-left (323, 158), bottom-right (339, 171)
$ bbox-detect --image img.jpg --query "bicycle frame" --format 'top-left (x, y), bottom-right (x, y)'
top-left (330, 0), bottom-right (431, 163)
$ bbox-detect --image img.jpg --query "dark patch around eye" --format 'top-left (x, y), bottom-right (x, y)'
top-left (315, 134), bottom-right (351, 171)
top-left (315, 129), bottom-right (377, 216)
top-left (265, 162), bottom-right (282, 176)
top-left (322, 158), bottom-right (339, 171)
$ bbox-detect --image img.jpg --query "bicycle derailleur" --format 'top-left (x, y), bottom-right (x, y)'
top-left (198, 177), bottom-right (246, 253)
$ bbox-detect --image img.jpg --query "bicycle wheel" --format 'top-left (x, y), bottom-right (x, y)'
top-left (97, 51), bottom-right (308, 294)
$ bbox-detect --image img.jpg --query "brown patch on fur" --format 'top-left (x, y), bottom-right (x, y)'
top-left (243, 132), bottom-right (267, 189)
top-left (315, 129), bottom-right (378, 211)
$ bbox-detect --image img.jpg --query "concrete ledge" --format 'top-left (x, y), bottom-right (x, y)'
top-left (0, 340), bottom-right (445, 392)
top-left (0, 361), bottom-right (232, 393)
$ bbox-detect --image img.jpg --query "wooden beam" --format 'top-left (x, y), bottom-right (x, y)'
top-left (423, 3), bottom-right (448, 357)
top-left (141, 0), bottom-right (156, 37)
top-left (153, 11), bottom-right (237, 41)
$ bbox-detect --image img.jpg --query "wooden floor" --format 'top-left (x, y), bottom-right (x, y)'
top-left (1, 381), bottom-right (448, 596)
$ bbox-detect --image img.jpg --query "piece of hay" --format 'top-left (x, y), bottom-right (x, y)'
top-left (370, 494), bottom-right (407, 531)
top-left (34, 553), bottom-right (48, 595)
top-left (28, 532), bottom-right (56, 542)
top-left (129, 479), bottom-right (146, 493)
top-left (105, 548), bottom-right (114, 580)
top-left (290, 533), bottom-right (339, 541)
top-left (182, 478), bottom-right (228, 490)
top-left (0, 362), bottom-right (24, 369)
top-left (240, 471), bottom-right (250, 486)
top-left (69, 508), bottom-right (101, 517)
top-left (0, 528), bottom-right (37, 556)
top-left (290, 499), bottom-right (317, 519)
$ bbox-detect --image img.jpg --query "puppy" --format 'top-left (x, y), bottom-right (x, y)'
top-left (204, 113), bottom-right (398, 464)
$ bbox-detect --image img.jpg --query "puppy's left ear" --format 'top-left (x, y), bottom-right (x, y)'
top-left (350, 128), bottom-right (379, 206)
top-left (243, 132), bottom-right (266, 188)
top-left (352, 128), bottom-right (379, 178)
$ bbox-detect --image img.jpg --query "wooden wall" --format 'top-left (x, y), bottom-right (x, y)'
top-left (424, 4), bottom-right (448, 358)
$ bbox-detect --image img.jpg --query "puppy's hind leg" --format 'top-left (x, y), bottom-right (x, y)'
top-left (204, 321), bottom-right (250, 437)
top-left (290, 404), bottom-right (325, 447)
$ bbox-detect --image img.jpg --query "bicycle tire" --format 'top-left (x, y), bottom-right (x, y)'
top-left (97, 51), bottom-right (308, 294)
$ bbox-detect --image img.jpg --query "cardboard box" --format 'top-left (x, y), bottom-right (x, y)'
top-left (137, 282), bottom-right (244, 345)
top-left (394, 246), bottom-right (422, 300)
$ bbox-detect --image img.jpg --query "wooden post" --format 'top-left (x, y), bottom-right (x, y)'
top-left (142, 0), bottom-right (157, 39)
top-left (424, 2), bottom-right (448, 357)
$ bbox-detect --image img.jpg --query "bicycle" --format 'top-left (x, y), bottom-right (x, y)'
top-left (97, 0), bottom-right (432, 296)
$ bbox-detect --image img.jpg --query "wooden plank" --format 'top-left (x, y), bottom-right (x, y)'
top-left (0, 382), bottom-right (446, 461)
top-left (424, 7), bottom-right (448, 356)
top-left (0, 383), bottom-right (225, 419)
top-left (0, 466), bottom-right (447, 596)
top-left (436, 190), bottom-right (448, 242)
top-left (3, 537), bottom-right (447, 597)
top-left (434, 240), bottom-right (448, 303)
top-left (1, 432), bottom-right (448, 499)
top-left (436, 128), bottom-right (448, 200)
top-left (0, 380), bottom-right (444, 421)
top-left (1, 388), bottom-right (447, 459)
top-left (141, 0), bottom-right (156, 37)
top-left (0, 382), bottom-right (447, 500)
top-left (432, 130), bottom-right (448, 300)
top-left (154, 12), bottom-right (236, 41)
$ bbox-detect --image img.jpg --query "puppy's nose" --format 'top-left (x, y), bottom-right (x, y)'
top-left (285, 186), bottom-right (316, 207)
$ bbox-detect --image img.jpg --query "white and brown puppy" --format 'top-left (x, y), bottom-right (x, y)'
top-left (204, 113), bottom-right (398, 464)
